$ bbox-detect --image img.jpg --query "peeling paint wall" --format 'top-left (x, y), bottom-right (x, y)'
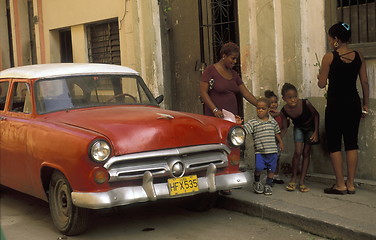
top-left (300, 0), bottom-right (326, 98)
top-left (161, 0), bottom-right (202, 114)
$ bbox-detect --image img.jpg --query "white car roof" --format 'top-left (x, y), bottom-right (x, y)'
top-left (0, 63), bottom-right (139, 79)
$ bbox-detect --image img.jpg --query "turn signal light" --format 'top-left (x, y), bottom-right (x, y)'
top-left (93, 168), bottom-right (109, 184)
top-left (229, 150), bottom-right (240, 166)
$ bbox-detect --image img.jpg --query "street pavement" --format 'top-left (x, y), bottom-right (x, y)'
top-left (0, 185), bottom-right (327, 240)
top-left (217, 173), bottom-right (376, 240)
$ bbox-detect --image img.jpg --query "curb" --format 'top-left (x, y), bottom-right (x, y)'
top-left (216, 193), bottom-right (376, 240)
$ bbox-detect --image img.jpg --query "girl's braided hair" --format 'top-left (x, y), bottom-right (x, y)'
top-left (264, 90), bottom-right (278, 99)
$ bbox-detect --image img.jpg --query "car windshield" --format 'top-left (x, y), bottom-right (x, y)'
top-left (35, 75), bottom-right (157, 114)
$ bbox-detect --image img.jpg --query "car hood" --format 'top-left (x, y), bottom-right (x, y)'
top-left (49, 106), bottom-right (222, 155)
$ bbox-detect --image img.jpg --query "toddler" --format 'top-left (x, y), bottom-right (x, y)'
top-left (239, 98), bottom-right (284, 195)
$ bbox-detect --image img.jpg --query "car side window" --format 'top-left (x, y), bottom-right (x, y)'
top-left (9, 82), bottom-right (32, 114)
top-left (0, 81), bottom-right (9, 111)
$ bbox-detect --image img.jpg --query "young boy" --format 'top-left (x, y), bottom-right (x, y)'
top-left (238, 98), bottom-right (284, 195)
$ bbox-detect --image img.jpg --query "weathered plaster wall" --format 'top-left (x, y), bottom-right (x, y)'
top-left (280, 2), bottom-right (302, 91)
top-left (162, 0), bottom-right (202, 113)
top-left (134, 0), bottom-right (166, 103)
top-left (71, 25), bottom-right (87, 63)
top-left (300, 0), bottom-right (326, 98)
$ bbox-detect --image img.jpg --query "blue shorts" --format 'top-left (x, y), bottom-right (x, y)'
top-left (255, 153), bottom-right (278, 173)
top-left (294, 126), bottom-right (314, 143)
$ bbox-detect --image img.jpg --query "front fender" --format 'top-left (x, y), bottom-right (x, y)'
top-left (28, 121), bottom-right (110, 195)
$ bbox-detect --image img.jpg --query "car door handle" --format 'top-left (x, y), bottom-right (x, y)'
top-left (0, 116), bottom-right (6, 121)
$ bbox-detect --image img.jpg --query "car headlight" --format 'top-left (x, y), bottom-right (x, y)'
top-left (89, 140), bottom-right (111, 162)
top-left (228, 126), bottom-right (246, 147)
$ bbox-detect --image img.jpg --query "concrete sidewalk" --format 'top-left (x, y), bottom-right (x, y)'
top-left (217, 175), bottom-right (376, 240)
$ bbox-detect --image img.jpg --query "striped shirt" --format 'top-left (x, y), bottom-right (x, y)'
top-left (243, 115), bottom-right (280, 154)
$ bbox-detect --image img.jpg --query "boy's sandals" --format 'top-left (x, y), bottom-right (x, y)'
top-left (299, 185), bottom-right (310, 192)
top-left (286, 182), bottom-right (296, 191)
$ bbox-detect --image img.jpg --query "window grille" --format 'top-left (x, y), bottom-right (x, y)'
top-left (87, 20), bottom-right (121, 65)
top-left (198, 0), bottom-right (240, 70)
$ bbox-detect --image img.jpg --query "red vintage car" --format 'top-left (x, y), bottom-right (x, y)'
top-left (0, 63), bottom-right (250, 235)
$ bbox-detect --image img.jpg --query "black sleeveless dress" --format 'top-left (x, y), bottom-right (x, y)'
top-left (325, 51), bottom-right (362, 152)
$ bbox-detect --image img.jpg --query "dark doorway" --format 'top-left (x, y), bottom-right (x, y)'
top-left (27, 0), bottom-right (37, 64)
top-left (6, 0), bottom-right (14, 67)
top-left (60, 30), bottom-right (73, 63)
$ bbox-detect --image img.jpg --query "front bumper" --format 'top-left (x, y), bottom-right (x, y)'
top-left (72, 166), bottom-right (251, 209)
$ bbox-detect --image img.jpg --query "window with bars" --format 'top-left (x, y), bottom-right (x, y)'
top-left (328, 0), bottom-right (376, 58)
top-left (87, 20), bottom-right (121, 65)
top-left (198, 0), bottom-right (240, 71)
top-left (336, 0), bottom-right (375, 43)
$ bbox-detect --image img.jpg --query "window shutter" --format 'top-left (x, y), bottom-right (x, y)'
top-left (87, 21), bottom-right (121, 65)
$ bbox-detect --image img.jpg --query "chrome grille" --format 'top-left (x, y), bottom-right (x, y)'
top-left (105, 144), bottom-right (230, 182)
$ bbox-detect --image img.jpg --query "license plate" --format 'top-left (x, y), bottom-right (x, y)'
top-left (168, 175), bottom-right (199, 196)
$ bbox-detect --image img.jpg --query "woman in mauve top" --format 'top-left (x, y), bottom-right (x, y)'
top-left (200, 42), bottom-right (257, 118)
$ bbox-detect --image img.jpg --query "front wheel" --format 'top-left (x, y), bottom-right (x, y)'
top-left (49, 171), bottom-right (89, 235)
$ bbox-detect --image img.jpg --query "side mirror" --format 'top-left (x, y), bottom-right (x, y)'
top-left (155, 95), bottom-right (164, 104)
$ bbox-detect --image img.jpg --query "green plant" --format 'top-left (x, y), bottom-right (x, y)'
top-left (314, 53), bottom-right (327, 99)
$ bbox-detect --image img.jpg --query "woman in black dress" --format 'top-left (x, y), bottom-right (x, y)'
top-left (317, 22), bottom-right (369, 195)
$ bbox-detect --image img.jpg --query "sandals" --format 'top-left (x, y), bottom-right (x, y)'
top-left (286, 182), bottom-right (296, 191)
top-left (324, 184), bottom-right (347, 195)
top-left (347, 189), bottom-right (356, 194)
top-left (299, 185), bottom-right (310, 192)
top-left (286, 182), bottom-right (310, 192)
top-left (345, 181), bottom-right (356, 194)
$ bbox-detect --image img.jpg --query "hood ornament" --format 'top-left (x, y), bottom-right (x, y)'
top-left (156, 113), bottom-right (174, 120)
